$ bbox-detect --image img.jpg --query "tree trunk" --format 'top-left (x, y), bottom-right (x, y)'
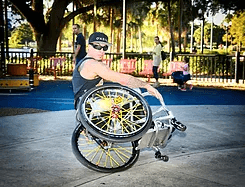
top-left (139, 26), bottom-right (143, 53)
top-left (112, 29), bottom-right (115, 53)
top-left (93, 0), bottom-right (97, 32)
top-left (39, 0), bottom-right (69, 54)
top-left (109, 7), bottom-right (114, 53)
top-left (10, 0), bottom-right (74, 54)
top-left (9, 0), bottom-right (133, 55)
top-left (134, 25), bottom-right (137, 51)
top-left (37, 22), bottom-right (62, 54)
top-left (183, 27), bottom-right (187, 52)
top-left (83, 25), bottom-right (87, 41)
top-left (168, 38), bottom-right (171, 53)
top-left (130, 27), bottom-right (133, 52)
top-left (168, 0), bottom-right (175, 55)
top-left (178, 0), bottom-right (182, 53)
top-left (116, 28), bottom-right (121, 53)
top-left (58, 32), bottom-right (62, 52)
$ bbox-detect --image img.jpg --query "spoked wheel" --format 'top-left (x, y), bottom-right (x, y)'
top-left (77, 84), bottom-right (152, 143)
top-left (72, 124), bottom-right (140, 173)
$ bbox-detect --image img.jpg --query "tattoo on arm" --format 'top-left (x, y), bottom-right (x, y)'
top-left (126, 76), bottom-right (148, 88)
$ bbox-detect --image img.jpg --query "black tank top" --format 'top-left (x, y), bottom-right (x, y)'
top-left (72, 57), bottom-right (102, 101)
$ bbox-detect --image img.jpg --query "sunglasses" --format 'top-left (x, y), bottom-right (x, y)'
top-left (90, 43), bottom-right (108, 51)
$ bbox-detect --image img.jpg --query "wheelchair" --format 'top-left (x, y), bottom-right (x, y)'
top-left (71, 84), bottom-right (186, 172)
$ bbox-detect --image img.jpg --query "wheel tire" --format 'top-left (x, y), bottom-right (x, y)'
top-left (77, 84), bottom-right (152, 143)
top-left (71, 124), bottom-right (140, 173)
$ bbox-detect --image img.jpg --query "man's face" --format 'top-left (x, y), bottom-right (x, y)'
top-left (154, 37), bottom-right (159, 43)
top-left (89, 42), bottom-right (108, 60)
top-left (72, 26), bottom-right (79, 35)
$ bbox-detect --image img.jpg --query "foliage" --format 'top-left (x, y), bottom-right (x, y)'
top-left (194, 23), bottom-right (225, 46)
top-left (229, 11), bottom-right (245, 48)
top-left (212, 0), bottom-right (245, 12)
top-left (9, 22), bottom-right (34, 47)
top-left (128, 1), bottom-right (151, 27)
top-left (7, 0), bottom-right (245, 53)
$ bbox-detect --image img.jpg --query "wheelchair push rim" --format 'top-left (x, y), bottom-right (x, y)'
top-left (77, 84), bottom-right (152, 143)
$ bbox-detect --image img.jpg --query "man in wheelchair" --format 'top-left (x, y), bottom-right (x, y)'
top-left (72, 32), bottom-right (163, 109)
top-left (71, 32), bottom-right (187, 172)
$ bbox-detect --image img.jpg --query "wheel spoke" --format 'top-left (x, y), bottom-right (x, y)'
top-left (85, 93), bottom-right (147, 136)
top-left (78, 85), bottom-right (152, 143)
top-left (76, 128), bottom-right (138, 169)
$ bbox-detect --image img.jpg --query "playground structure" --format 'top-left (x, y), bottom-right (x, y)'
top-left (0, 50), bottom-right (39, 91)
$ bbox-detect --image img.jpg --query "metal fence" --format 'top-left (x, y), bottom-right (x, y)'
top-left (5, 51), bottom-right (74, 76)
top-left (175, 53), bottom-right (245, 84)
top-left (3, 51), bottom-right (245, 84)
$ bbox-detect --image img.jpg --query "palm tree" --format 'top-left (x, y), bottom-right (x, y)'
top-left (127, 1), bottom-right (151, 52)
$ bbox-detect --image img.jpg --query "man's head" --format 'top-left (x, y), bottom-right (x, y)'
top-left (154, 36), bottom-right (160, 44)
top-left (88, 32), bottom-right (112, 60)
top-left (73, 24), bottom-right (80, 35)
top-left (88, 32), bottom-right (112, 46)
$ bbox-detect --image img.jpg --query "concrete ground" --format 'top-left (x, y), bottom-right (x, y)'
top-left (0, 105), bottom-right (244, 187)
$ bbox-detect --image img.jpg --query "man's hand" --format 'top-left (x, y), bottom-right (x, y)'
top-left (73, 56), bottom-right (76, 63)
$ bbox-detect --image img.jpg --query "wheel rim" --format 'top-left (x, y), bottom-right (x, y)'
top-left (76, 127), bottom-right (139, 170)
top-left (81, 86), bottom-right (151, 138)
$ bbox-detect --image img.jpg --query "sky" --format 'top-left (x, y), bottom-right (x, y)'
top-left (213, 12), bottom-right (226, 25)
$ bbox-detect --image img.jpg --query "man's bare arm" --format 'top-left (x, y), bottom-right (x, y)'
top-left (94, 62), bottom-right (163, 101)
top-left (73, 44), bottom-right (81, 62)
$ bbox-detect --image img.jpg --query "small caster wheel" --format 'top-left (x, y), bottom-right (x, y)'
top-left (177, 122), bottom-right (187, 132)
top-left (155, 151), bottom-right (161, 159)
top-left (171, 118), bottom-right (187, 132)
top-left (161, 155), bottom-right (169, 162)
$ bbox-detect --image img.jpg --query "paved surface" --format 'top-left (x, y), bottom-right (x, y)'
top-left (1, 80), bottom-right (245, 111)
top-left (0, 81), bottom-right (74, 111)
top-left (0, 81), bottom-right (245, 186)
top-left (0, 104), bottom-right (245, 187)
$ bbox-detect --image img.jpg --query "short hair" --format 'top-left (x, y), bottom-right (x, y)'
top-left (155, 36), bottom-right (162, 46)
top-left (73, 24), bottom-right (80, 29)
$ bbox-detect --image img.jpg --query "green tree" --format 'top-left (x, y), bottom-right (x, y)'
top-left (229, 11), bottom-right (245, 51)
top-left (194, 23), bottom-right (225, 47)
top-left (9, 22), bottom-right (34, 47)
top-left (149, 1), bottom-right (178, 54)
top-left (8, 0), bottom-right (122, 53)
top-left (150, 0), bottom-right (192, 53)
top-left (8, 0), bottom-right (245, 54)
top-left (212, 0), bottom-right (245, 12)
top-left (127, 1), bottom-right (151, 52)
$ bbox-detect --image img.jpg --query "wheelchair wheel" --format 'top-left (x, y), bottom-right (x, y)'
top-left (72, 124), bottom-right (140, 173)
top-left (77, 84), bottom-right (152, 143)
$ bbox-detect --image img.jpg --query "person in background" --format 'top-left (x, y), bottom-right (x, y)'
top-left (72, 24), bottom-right (86, 65)
top-left (180, 57), bottom-right (193, 91)
top-left (152, 36), bottom-right (162, 87)
top-left (171, 57), bottom-right (193, 91)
